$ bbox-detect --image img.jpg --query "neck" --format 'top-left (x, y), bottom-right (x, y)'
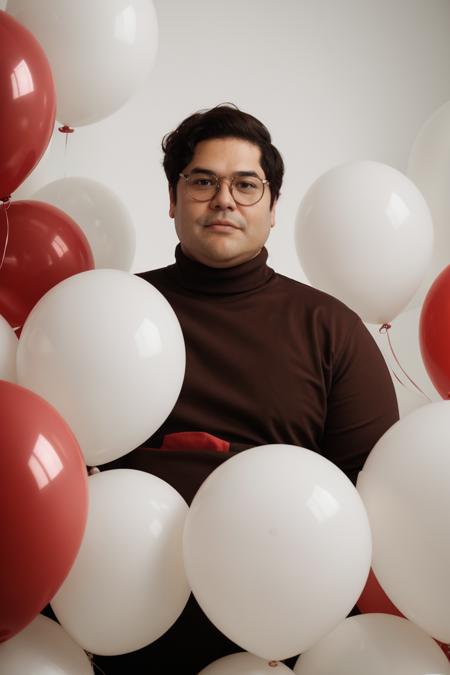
top-left (179, 244), bottom-right (262, 269)
top-left (172, 244), bottom-right (274, 295)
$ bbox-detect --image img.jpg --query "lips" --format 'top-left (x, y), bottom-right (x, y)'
top-left (205, 220), bottom-right (240, 229)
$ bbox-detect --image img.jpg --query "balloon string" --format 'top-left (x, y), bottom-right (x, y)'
top-left (86, 652), bottom-right (107, 675)
top-left (1, 198), bottom-right (20, 333)
top-left (58, 125), bottom-right (74, 177)
top-left (379, 323), bottom-right (431, 401)
top-left (0, 198), bottom-right (11, 272)
top-left (64, 133), bottom-right (70, 177)
top-left (390, 368), bottom-right (406, 387)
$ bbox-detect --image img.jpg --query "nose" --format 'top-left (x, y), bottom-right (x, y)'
top-left (209, 179), bottom-right (236, 210)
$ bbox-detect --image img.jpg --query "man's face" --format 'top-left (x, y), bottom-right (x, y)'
top-left (169, 137), bottom-right (277, 268)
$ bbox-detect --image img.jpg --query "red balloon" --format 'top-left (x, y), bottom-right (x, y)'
top-left (419, 265), bottom-right (450, 399)
top-left (0, 12), bottom-right (56, 200)
top-left (0, 380), bottom-right (88, 642)
top-left (0, 199), bottom-right (94, 329)
top-left (357, 568), bottom-right (402, 616)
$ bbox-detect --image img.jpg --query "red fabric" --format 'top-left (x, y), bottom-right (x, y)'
top-left (161, 431), bottom-right (230, 453)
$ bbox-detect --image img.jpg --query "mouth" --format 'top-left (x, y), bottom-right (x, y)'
top-left (204, 220), bottom-right (241, 231)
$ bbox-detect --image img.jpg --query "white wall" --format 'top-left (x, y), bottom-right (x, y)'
top-left (12, 0), bottom-right (450, 277)
top-left (6, 0), bottom-right (450, 415)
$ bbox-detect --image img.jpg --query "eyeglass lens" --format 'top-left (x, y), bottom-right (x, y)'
top-left (184, 173), bottom-right (265, 205)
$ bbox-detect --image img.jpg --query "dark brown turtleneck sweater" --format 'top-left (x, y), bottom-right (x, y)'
top-left (95, 244), bottom-right (398, 674)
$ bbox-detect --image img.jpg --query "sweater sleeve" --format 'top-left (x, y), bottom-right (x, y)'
top-left (320, 317), bottom-right (399, 485)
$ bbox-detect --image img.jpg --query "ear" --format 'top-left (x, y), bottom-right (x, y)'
top-left (169, 186), bottom-right (175, 219)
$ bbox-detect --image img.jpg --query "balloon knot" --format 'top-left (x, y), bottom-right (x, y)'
top-left (58, 125), bottom-right (75, 134)
top-left (268, 661), bottom-right (279, 668)
top-left (379, 322), bottom-right (391, 333)
top-left (1, 196), bottom-right (11, 206)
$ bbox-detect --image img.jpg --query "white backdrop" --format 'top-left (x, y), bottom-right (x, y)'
top-left (5, 0), bottom-right (450, 414)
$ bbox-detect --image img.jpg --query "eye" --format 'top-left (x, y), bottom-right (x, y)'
top-left (193, 178), bottom-right (213, 186)
top-left (188, 174), bottom-right (216, 189)
top-left (235, 180), bottom-right (258, 192)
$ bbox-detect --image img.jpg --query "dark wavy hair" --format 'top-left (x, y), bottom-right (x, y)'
top-left (162, 104), bottom-right (284, 207)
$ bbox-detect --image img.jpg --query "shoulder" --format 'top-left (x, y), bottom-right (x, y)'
top-left (273, 271), bottom-right (360, 327)
top-left (135, 262), bottom-right (177, 292)
top-left (270, 271), bottom-right (378, 369)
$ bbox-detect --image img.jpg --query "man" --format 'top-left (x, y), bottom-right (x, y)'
top-left (97, 104), bottom-right (399, 673)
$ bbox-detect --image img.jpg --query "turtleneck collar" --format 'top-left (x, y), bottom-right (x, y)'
top-left (172, 244), bottom-right (275, 295)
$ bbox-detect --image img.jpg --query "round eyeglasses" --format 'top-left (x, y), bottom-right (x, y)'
top-left (179, 172), bottom-right (269, 206)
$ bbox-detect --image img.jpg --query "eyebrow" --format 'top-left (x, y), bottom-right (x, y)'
top-left (189, 167), bottom-right (261, 178)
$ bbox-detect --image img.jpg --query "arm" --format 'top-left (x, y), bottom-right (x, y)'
top-left (321, 317), bottom-right (399, 485)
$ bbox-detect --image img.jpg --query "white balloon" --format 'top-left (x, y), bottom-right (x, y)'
top-left (295, 160), bottom-right (433, 324)
top-left (51, 469), bottom-right (190, 655)
top-left (365, 307), bottom-right (439, 418)
top-left (16, 269), bottom-right (185, 466)
top-left (0, 614), bottom-right (94, 674)
top-left (357, 401), bottom-right (450, 642)
top-left (6, 0), bottom-right (158, 127)
top-left (0, 314), bottom-right (17, 381)
top-left (184, 444), bottom-right (372, 662)
top-left (293, 614), bottom-right (450, 675)
top-left (32, 178), bottom-right (135, 271)
top-left (198, 652), bottom-right (293, 675)
top-left (407, 100), bottom-right (450, 307)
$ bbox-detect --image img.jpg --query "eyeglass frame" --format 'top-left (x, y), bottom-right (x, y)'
top-left (178, 171), bottom-right (270, 206)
